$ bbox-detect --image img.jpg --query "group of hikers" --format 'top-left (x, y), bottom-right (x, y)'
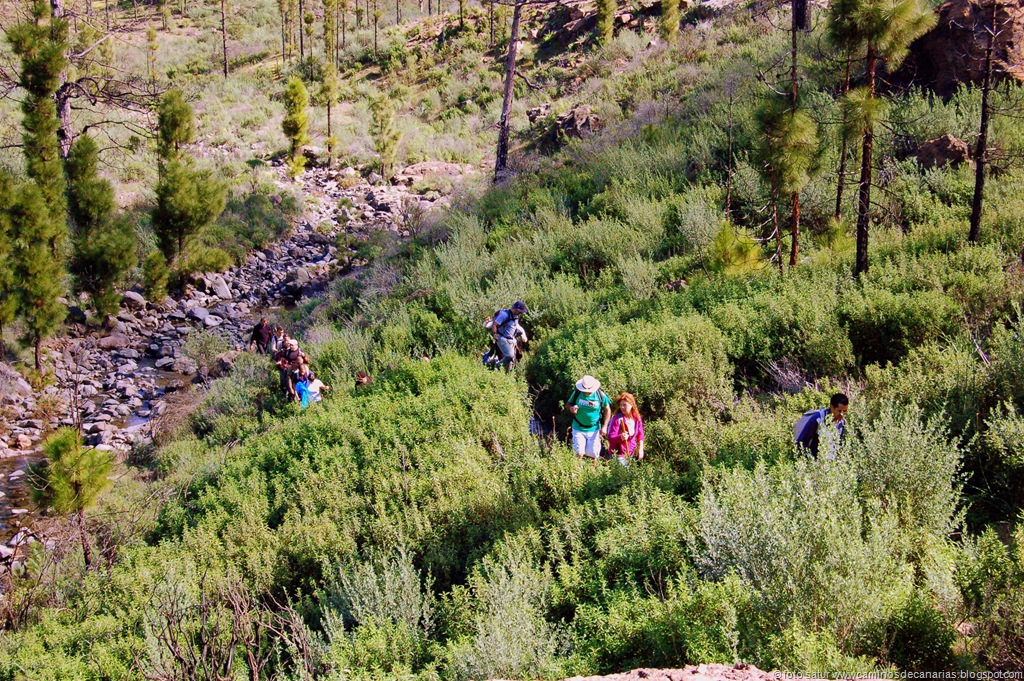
top-left (482, 299), bottom-right (851, 465)
top-left (249, 317), bottom-right (330, 408)
top-left (246, 301), bottom-right (850, 460)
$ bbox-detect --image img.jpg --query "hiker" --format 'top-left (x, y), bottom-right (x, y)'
top-left (275, 338), bottom-right (306, 399)
top-left (306, 371), bottom-right (329, 404)
top-left (483, 300), bottom-right (528, 371)
top-left (566, 375), bottom-right (612, 464)
top-left (794, 393), bottom-right (849, 459)
top-left (607, 392), bottom-right (645, 466)
top-left (249, 317), bottom-right (273, 355)
top-left (269, 326), bottom-right (286, 354)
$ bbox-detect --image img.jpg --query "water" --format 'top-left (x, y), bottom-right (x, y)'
top-left (0, 455), bottom-right (36, 540)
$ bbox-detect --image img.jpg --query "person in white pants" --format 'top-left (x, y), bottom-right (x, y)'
top-left (566, 375), bottom-right (612, 464)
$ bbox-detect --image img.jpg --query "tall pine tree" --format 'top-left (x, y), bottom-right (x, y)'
top-left (67, 135), bottom-right (137, 316)
top-left (7, 0), bottom-right (70, 254)
top-left (152, 90), bottom-right (226, 266)
top-left (282, 76), bottom-right (311, 177)
top-left (11, 182), bottom-right (66, 369)
top-left (0, 172), bottom-right (16, 356)
top-left (827, 0), bottom-right (934, 274)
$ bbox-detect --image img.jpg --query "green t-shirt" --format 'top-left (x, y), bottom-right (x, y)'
top-left (568, 389), bottom-right (611, 432)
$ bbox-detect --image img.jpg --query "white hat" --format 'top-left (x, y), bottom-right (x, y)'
top-left (575, 375), bottom-right (600, 393)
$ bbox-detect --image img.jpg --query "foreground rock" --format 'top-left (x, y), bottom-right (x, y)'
top-left (556, 664), bottom-right (880, 681)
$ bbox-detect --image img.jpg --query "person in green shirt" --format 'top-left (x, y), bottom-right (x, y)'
top-left (566, 375), bottom-right (612, 464)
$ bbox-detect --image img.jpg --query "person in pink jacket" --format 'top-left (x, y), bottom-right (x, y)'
top-left (607, 392), bottom-right (645, 466)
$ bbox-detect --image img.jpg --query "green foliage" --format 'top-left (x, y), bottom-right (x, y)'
top-left (143, 250), bottom-right (171, 300)
top-left (0, 172), bottom-right (16, 342)
top-left (30, 428), bottom-right (113, 516)
top-left (182, 329), bottom-right (230, 369)
top-left (596, 0), bottom-right (616, 46)
top-left (660, 0), bottom-right (680, 42)
top-left (754, 95), bottom-right (818, 198)
top-left (7, 0), bottom-right (69, 233)
top-left (153, 159), bottom-right (228, 266)
top-left (369, 94), bottom-right (401, 177)
top-left (874, 591), bottom-right (956, 671)
top-left (67, 135), bottom-right (137, 316)
top-left (10, 181), bottom-right (66, 367)
top-left (282, 76), bottom-right (310, 177)
top-left (157, 89), bottom-right (196, 159)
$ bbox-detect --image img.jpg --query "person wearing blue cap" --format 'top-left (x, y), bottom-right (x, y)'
top-left (484, 300), bottom-right (529, 371)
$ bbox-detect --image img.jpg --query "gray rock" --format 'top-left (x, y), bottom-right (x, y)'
top-left (155, 357), bottom-right (175, 370)
top-left (97, 333), bottom-right (131, 350)
top-left (211, 276), bottom-right (232, 300)
top-left (122, 291), bottom-right (147, 310)
top-left (203, 315), bottom-right (223, 328)
top-left (188, 307), bottom-right (210, 322)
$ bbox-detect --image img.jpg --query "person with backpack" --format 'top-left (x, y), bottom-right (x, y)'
top-left (249, 317), bottom-right (273, 355)
top-left (607, 392), bottom-right (645, 466)
top-left (566, 375), bottom-right (612, 464)
top-left (483, 301), bottom-right (528, 371)
top-left (269, 326), bottom-right (286, 354)
top-left (794, 393), bottom-right (849, 459)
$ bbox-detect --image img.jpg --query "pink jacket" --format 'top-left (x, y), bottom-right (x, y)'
top-left (607, 413), bottom-right (644, 457)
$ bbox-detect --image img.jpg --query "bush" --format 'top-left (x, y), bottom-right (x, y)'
top-left (143, 251), bottom-right (170, 300)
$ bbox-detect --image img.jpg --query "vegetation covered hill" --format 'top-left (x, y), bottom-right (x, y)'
top-left (1, 0), bottom-right (1024, 677)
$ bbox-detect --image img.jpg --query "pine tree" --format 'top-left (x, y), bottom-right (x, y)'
top-left (157, 89), bottom-right (195, 160)
top-left (660, 0), bottom-right (679, 41)
top-left (321, 63), bottom-right (341, 166)
top-left (282, 76), bottom-right (311, 177)
top-left (153, 159), bottom-right (227, 266)
top-left (10, 182), bottom-right (66, 370)
top-left (0, 172), bottom-right (16, 356)
top-left (152, 91), bottom-right (226, 266)
top-left (754, 94), bottom-right (818, 274)
top-left (369, 94), bottom-right (401, 177)
top-left (827, 0), bottom-right (934, 274)
top-left (66, 135), bottom-right (137, 316)
top-left (30, 428), bottom-right (113, 569)
top-left (7, 0), bottom-right (70, 251)
top-left (596, 0), bottom-right (616, 45)
top-left (146, 27), bottom-right (159, 88)
top-left (324, 0), bottom-right (338, 65)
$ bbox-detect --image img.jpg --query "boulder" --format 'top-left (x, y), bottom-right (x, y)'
top-left (392, 161), bottom-right (472, 186)
top-left (913, 134), bottom-right (972, 169)
top-left (121, 291), bottom-right (147, 310)
top-left (211, 276), bottom-right (232, 300)
top-left (527, 103), bottom-right (552, 124)
top-left (902, 0), bottom-right (1024, 96)
top-left (548, 106), bottom-right (602, 149)
top-left (203, 315), bottom-right (223, 328)
top-left (188, 307), bottom-right (210, 322)
top-left (97, 333), bottom-right (131, 350)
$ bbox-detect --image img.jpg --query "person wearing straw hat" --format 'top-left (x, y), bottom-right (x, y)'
top-left (565, 375), bottom-right (612, 464)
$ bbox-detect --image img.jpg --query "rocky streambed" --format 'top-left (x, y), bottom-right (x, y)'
top-left (0, 161), bottom-right (473, 550)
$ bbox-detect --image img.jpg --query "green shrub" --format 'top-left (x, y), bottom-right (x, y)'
top-left (143, 250), bottom-right (171, 300)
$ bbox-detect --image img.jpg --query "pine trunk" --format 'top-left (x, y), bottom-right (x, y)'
top-left (969, 8), bottom-right (995, 243)
top-left (788, 5), bottom-right (800, 268)
top-left (78, 510), bottom-right (93, 569)
top-left (495, 1), bottom-right (523, 182)
top-left (855, 46), bottom-right (877, 276)
top-left (221, 0), bottom-right (230, 77)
